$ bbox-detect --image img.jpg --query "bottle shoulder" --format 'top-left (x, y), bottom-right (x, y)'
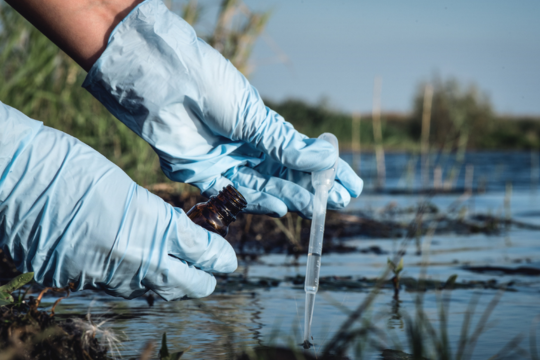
top-left (186, 202), bottom-right (228, 237)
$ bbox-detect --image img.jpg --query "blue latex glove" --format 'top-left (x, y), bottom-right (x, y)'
top-left (0, 102), bottom-right (236, 300)
top-left (83, 0), bottom-right (363, 219)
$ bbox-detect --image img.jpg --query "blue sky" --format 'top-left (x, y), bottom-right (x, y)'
top-left (197, 0), bottom-right (540, 115)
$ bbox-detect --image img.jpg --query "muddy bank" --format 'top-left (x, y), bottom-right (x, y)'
top-left (2, 187), bottom-right (538, 281)
top-left (151, 187), bottom-right (540, 257)
top-left (463, 265), bottom-right (540, 276)
top-left (212, 273), bottom-right (517, 294)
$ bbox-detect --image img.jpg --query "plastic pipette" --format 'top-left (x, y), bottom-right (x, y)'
top-left (303, 133), bottom-right (339, 349)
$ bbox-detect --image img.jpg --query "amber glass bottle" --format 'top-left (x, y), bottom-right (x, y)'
top-left (187, 185), bottom-right (247, 237)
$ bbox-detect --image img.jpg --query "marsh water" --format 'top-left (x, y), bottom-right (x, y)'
top-left (44, 151), bottom-right (540, 359)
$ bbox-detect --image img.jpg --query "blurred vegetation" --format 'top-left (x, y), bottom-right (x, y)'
top-left (408, 78), bottom-right (494, 150)
top-left (1, 2), bottom-right (539, 191)
top-left (269, 96), bottom-right (540, 152)
top-left (267, 77), bottom-right (540, 152)
top-left (0, 1), bottom-right (269, 186)
top-left (265, 98), bottom-right (419, 151)
top-left (0, 3), bottom-right (165, 186)
top-left (175, 0), bottom-right (270, 76)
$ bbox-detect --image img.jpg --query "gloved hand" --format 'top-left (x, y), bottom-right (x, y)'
top-left (83, 0), bottom-right (363, 219)
top-left (0, 102), bottom-right (236, 300)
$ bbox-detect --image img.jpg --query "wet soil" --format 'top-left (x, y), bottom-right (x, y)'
top-left (211, 273), bottom-right (516, 294)
top-left (236, 346), bottom-right (348, 360)
top-left (151, 189), bottom-right (540, 258)
top-left (463, 265), bottom-right (540, 276)
top-left (0, 301), bottom-right (110, 360)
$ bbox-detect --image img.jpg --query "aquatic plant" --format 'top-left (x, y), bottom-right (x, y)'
top-left (158, 332), bottom-right (189, 360)
top-left (0, 279), bottom-right (110, 359)
top-left (0, 272), bottom-right (34, 305)
top-left (272, 213), bottom-right (304, 258)
top-left (387, 258), bottom-right (404, 299)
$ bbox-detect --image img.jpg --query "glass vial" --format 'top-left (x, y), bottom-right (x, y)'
top-left (187, 185), bottom-right (247, 237)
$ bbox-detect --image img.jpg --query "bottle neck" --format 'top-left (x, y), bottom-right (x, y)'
top-left (208, 185), bottom-right (247, 224)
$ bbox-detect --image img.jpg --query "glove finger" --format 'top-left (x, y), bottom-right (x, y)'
top-left (200, 176), bottom-right (288, 217)
top-left (167, 208), bottom-right (237, 273)
top-left (336, 159), bottom-right (364, 198)
top-left (147, 256), bottom-right (218, 300)
top-left (267, 136), bottom-right (338, 173)
top-left (230, 167), bottom-right (315, 218)
top-left (327, 181), bottom-right (352, 210)
top-left (244, 111), bottom-right (338, 172)
top-left (235, 186), bottom-right (288, 217)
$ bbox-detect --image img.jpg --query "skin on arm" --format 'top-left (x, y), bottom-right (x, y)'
top-left (5, 0), bottom-right (143, 72)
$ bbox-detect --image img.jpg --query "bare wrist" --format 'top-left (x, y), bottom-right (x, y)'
top-left (6, 0), bottom-right (144, 71)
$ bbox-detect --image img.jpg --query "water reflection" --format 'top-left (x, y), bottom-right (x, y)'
top-left (248, 295), bottom-right (264, 346)
top-left (388, 299), bottom-right (403, 330)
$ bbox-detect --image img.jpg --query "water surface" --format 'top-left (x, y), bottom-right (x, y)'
top-left (44, 151), bottom-right (540, 359)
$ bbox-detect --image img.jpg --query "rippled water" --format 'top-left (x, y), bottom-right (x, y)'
top-left (41, 151), bottom-right (540, 359)
top-left (344, 151), bottom-right (540, 192)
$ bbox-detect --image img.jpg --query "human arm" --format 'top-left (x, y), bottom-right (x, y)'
top-left (6, 0), bottom-right (364, 218)
top-left (4, 0), bottom-right (142, 71)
